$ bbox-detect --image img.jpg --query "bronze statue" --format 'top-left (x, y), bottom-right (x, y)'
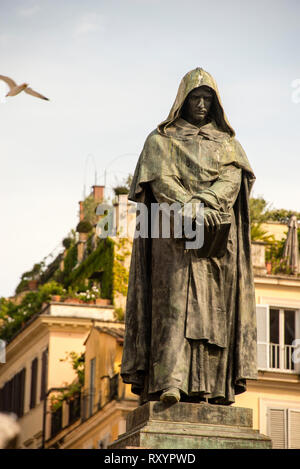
top-left (121, 68), bottom-right (257, 405)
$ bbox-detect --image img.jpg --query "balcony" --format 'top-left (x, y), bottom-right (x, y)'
top-left (269, 343), bottom-right (296, 371)
top-left (46, 374), bottom-right (123, 444)
top-left (50, 406), bottom-right (62, 439)
top-left (81, 374), bottom-right (121, 421)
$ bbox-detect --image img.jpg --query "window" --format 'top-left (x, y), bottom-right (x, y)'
top-left (0, 368), bottom-right (26, 418)
top-left (30, 357), bottom-right (38, 409)
top-left (256, 305), bottom-right (300, 372)
top-left (268, 407), bottom-right (300, 449)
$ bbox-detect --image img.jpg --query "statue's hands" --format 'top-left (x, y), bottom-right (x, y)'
top-left (203, 208), bottom-right (222, 231)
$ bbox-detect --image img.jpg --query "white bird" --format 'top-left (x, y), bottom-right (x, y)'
top-left (0, 75), bottom-right (49, 101)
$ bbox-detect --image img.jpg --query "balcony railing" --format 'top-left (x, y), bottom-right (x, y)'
top-left (109, 374), bottom-right (119, 401)
top-left (50, 406), bottom-right (62, 439)
top-left (68, 392), bottom-right (81, 425)
top-left (269, 343), bottom-right (296, 370)
top-left (81, 375), bottom-right (120, 421)
top-left (47, 374), bottom-right (123, 443)
top-left (81, 388), bottom-right (96, 421)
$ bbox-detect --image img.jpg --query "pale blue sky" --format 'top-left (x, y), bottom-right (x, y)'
top-left (0, 0), bottom-right (299, 296)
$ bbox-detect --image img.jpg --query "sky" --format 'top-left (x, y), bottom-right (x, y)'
top-left (0, 0), bottom-right (299, 297)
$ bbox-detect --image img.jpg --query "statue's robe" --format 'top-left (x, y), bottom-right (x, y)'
top-left (121, 68), bottom-right (257, 404)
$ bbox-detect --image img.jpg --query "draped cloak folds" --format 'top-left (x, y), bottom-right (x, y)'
top-left (121, 68), bottom-right (258, 404)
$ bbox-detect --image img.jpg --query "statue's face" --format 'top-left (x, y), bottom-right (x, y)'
top-left (181, 86), bottom-right (213, 126)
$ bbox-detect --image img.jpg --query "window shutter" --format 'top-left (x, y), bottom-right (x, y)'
top-left (256, 305), bottom-right (270, 370)
top-left (40, 349), bottom-right (48, 401)
top-left (294, 310), bottom-right (300, 374)
top-left (12, 374), bottom-right (18, 415)
top-left (268, 408), bottom-right (286, 449)
top-left (18, 368), bottom-right (26, 418)
top-left (288, 409), bottom-right (300, 449)
top-left (30, 358), bottom-right (38, 409)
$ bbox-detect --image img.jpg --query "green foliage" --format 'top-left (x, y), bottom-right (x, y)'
top-left (40, 254), bottom-right (62, 285)
top-left (113, 239), bottom-right (130, 298)
top-left (62, 238), bottom-right (72, 249)
top-left (249, 197), bottom-right (275, 243)
top-left (76, 220), bottom-right (93, 233)
top-left (113, 173), bottom-right (133, 196)
top-left (75, 287), bottom-right (101, 303)
top-left (114, 307), bottom-right (125, 321)
top-left (265, 208), bottom-right (300, 223)
top-left (15, 279), bottom-right (29, 295)
top-left (82, 195), bottom-right (99, 225)
top-left (113, 261), bottom-right (129, 297)
top-left (251, 224), bottom-right (276, 244)
top-left (113, 186), bottom-right (129, 196)
top-left (62, 244), bottom-right (78, 283)
top-left (66, 238), bottom-right (114, 300)
top-left (85, 234), bottom-right (94, 257)
top-left (15, 262), bottom-right (45, 294)
top-left (51, 351), bottom-right (85, 411)
top-left (265, 232), bottom-right (299, 275)
top-left (60, 351), bottom-right (85, 387)
top-left (249, 197), bottom-right (272, 224)
top-left (0, 282), bottom-right (65, 342)
top-left (250, 196), bottom-right (300, 225)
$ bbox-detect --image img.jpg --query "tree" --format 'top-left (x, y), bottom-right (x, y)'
top-left (249, 197), bottom-right (275, 243)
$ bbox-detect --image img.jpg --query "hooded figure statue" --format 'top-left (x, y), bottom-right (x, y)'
top-left (121, 68), bottom-right (257, 405)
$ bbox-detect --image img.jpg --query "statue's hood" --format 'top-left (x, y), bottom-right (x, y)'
top-left (158, 68), bottom-right (235, 137)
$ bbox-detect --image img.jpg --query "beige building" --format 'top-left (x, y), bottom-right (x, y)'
top-left (44, 324), bottom-right (137, 449)
top-left (0, 302), bottom-right (118, 448)
top-left (44, 242), bottom-right (300, 449)
top-left (1, 206), bottom-right (299, 449)
top-left (235, 236), bottom-right (300, 449)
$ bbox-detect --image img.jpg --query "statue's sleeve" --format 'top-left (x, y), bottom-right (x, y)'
top-left (150, 175), bottom-right (193, 205)
top-left (192, 164), bottom-right (242, 213)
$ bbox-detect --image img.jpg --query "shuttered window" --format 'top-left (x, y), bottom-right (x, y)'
top-left (256, 305), bottom-right (270, 369)
top-left (0, 368), bottom-right (26, 418)
top-left (18, 368), bottom-right (26, 417)
top-left (40, 349), bottom-right (48, 401)
top-left (288, 409), bottom-right (300, 449)
top-left (30, 357), bottom-right (38, 409)
top-left (268, 407), bottom-right (300, 449)
top-left (268, 408), bottom-right (286, 449)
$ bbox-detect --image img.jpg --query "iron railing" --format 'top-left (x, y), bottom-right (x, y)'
top-left (47, 374), bottom-right (121, 442)
top-left (50, 406), bottom-right (62, 439)
top-left (68, 392), bottom-right (81, 425)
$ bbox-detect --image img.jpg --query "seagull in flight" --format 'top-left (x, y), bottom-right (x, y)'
top-left (0, 75), bottom-right (49, 101)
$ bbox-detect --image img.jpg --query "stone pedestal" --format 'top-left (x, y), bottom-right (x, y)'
top-left (109, 401), bottom-right (272, 449)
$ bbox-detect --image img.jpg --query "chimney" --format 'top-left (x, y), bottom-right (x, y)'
top-left (79, 201), bottom-right (84, 221)
top-left (92, 185), bottom-right (104, 203)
